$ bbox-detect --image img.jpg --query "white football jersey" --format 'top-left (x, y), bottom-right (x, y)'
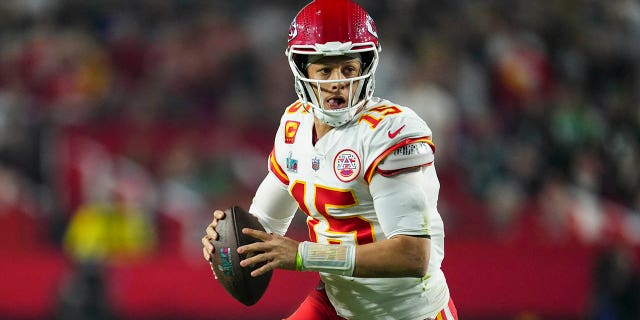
top-left (268, 98), bottom-right (449, 319)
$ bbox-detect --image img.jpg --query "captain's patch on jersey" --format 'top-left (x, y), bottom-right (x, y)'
top-left (285, 120), bottom-right (300, 144)
top-left (334, 149), bottom-right (360, 182)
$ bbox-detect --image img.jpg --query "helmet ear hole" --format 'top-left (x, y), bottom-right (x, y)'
top-left (360, 51), bottom-right (375, 73)
top-left (293, 54), bottom-right (309, 77)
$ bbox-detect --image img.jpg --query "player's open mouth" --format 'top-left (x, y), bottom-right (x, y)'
top-left (326, 96), bottom-right (347, 110)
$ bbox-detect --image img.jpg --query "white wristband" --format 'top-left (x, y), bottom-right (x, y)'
top-left (297, 241), bottom-right (356, 276)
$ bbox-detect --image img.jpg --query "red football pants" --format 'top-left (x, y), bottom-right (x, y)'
top-left (284, 282), bottom-right (458, 320)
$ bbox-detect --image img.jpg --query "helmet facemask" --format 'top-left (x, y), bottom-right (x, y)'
top-left (287, 47), bottom-right (379, 127)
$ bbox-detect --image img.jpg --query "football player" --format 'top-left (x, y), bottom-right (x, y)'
top-left (202, 0), bottom-right (457, 319)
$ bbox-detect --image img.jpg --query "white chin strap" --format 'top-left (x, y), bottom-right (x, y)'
top-left (313, 100), bottom-right (366, 127)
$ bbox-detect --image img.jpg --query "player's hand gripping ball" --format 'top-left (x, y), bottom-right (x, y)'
top-left (209, 206), bottom-right (273, 306)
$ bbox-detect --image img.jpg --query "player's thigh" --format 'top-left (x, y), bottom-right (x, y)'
top-left (283, 282), bottom-right (344, 320)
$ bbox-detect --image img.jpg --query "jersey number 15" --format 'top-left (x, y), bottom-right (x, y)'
top-left (291, 181), bottom-right (375, 245)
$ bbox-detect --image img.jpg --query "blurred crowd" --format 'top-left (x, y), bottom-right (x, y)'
top-left (0, 0), bottom-right (639, 266)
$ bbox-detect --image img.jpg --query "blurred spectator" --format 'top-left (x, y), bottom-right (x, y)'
top-left (390, 38), bottom-right (460, 164)
top-left (58, 153), bottom-right (156, 320)
top-left (55, 259), bottom-right (114, 320)
top-left (62, 157), bottom-right (157, 263)
top-left (0, 163), bottom-right (43, 251)
top-left (484, 7), bottom-right (554, 127)
top-left (62, 196), bottom-right (156, 262)
top-left (592, 244), bottom-right (640, 320)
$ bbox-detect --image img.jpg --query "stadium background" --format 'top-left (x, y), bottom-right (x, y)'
top-left (0, 0), bottom-right (639, 319)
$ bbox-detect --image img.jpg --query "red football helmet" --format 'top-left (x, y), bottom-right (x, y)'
top-left (286, 0), bottom-right (381, 127)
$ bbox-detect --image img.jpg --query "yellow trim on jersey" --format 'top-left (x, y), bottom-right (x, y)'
top-left (285, 100), bottom-right (310, 114)
top-left (269, 149), bottom-right (289, 185)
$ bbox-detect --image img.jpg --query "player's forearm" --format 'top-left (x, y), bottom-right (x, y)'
top-left (296, 235), bottom-right (430, 278)
top-left (353, 235), bottom-right (430, 278)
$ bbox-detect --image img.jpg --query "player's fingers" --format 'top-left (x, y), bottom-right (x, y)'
top-left (242, 227), bottom-right (270, 241)
top-left (205, 225), bottom-right (218, 240)
top-left (201, 236), bottom-right (214, 257)
top-left (202, 246), bottom-right (211, 261)
top-left (240, 252), bottom-right (266, 268)
top-left (205, 210), bottom-right (225, 239)
top-left (237, 240), bottom-right (271, 255)
top-left (250, 260), bottom-right (275, 277)
top-left (213, 209), bottom-right (225, 220)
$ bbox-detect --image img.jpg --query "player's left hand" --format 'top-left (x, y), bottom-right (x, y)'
top-left (237, 228), bottom-right (299, 277)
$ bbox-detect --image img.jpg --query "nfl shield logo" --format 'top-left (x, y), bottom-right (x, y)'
top-left (312, 157), bottom-right (320, 171)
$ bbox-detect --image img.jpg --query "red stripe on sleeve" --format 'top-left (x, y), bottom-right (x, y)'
top-left (364, 136), bottom-right (433, 184)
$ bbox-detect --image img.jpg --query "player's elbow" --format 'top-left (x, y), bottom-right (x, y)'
top-left (411, 248), bottom-right (430, 278)
top-left (395, 235), bottom-right (430, 278)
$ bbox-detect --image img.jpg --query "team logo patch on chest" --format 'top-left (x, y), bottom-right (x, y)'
top-left (333, 149), bottom-right (360, 182)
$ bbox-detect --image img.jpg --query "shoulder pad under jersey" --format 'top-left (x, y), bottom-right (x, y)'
top-left (359, 102), bottom-right (435, 182)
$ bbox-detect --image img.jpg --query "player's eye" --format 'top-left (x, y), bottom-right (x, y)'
top-left (310, 67), bottom-right (330, 78)
top-left (342, 64), bottom-right (361, 78)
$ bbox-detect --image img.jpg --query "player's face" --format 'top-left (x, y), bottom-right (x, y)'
top-left (306, 56), bottom-right (362, 110)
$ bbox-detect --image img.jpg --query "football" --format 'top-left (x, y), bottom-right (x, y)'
top-left (209, 206), bottom-right (273, 306)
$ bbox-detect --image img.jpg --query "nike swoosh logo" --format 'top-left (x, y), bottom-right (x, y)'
top-left (387, 125), bottom-right (406, 139)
